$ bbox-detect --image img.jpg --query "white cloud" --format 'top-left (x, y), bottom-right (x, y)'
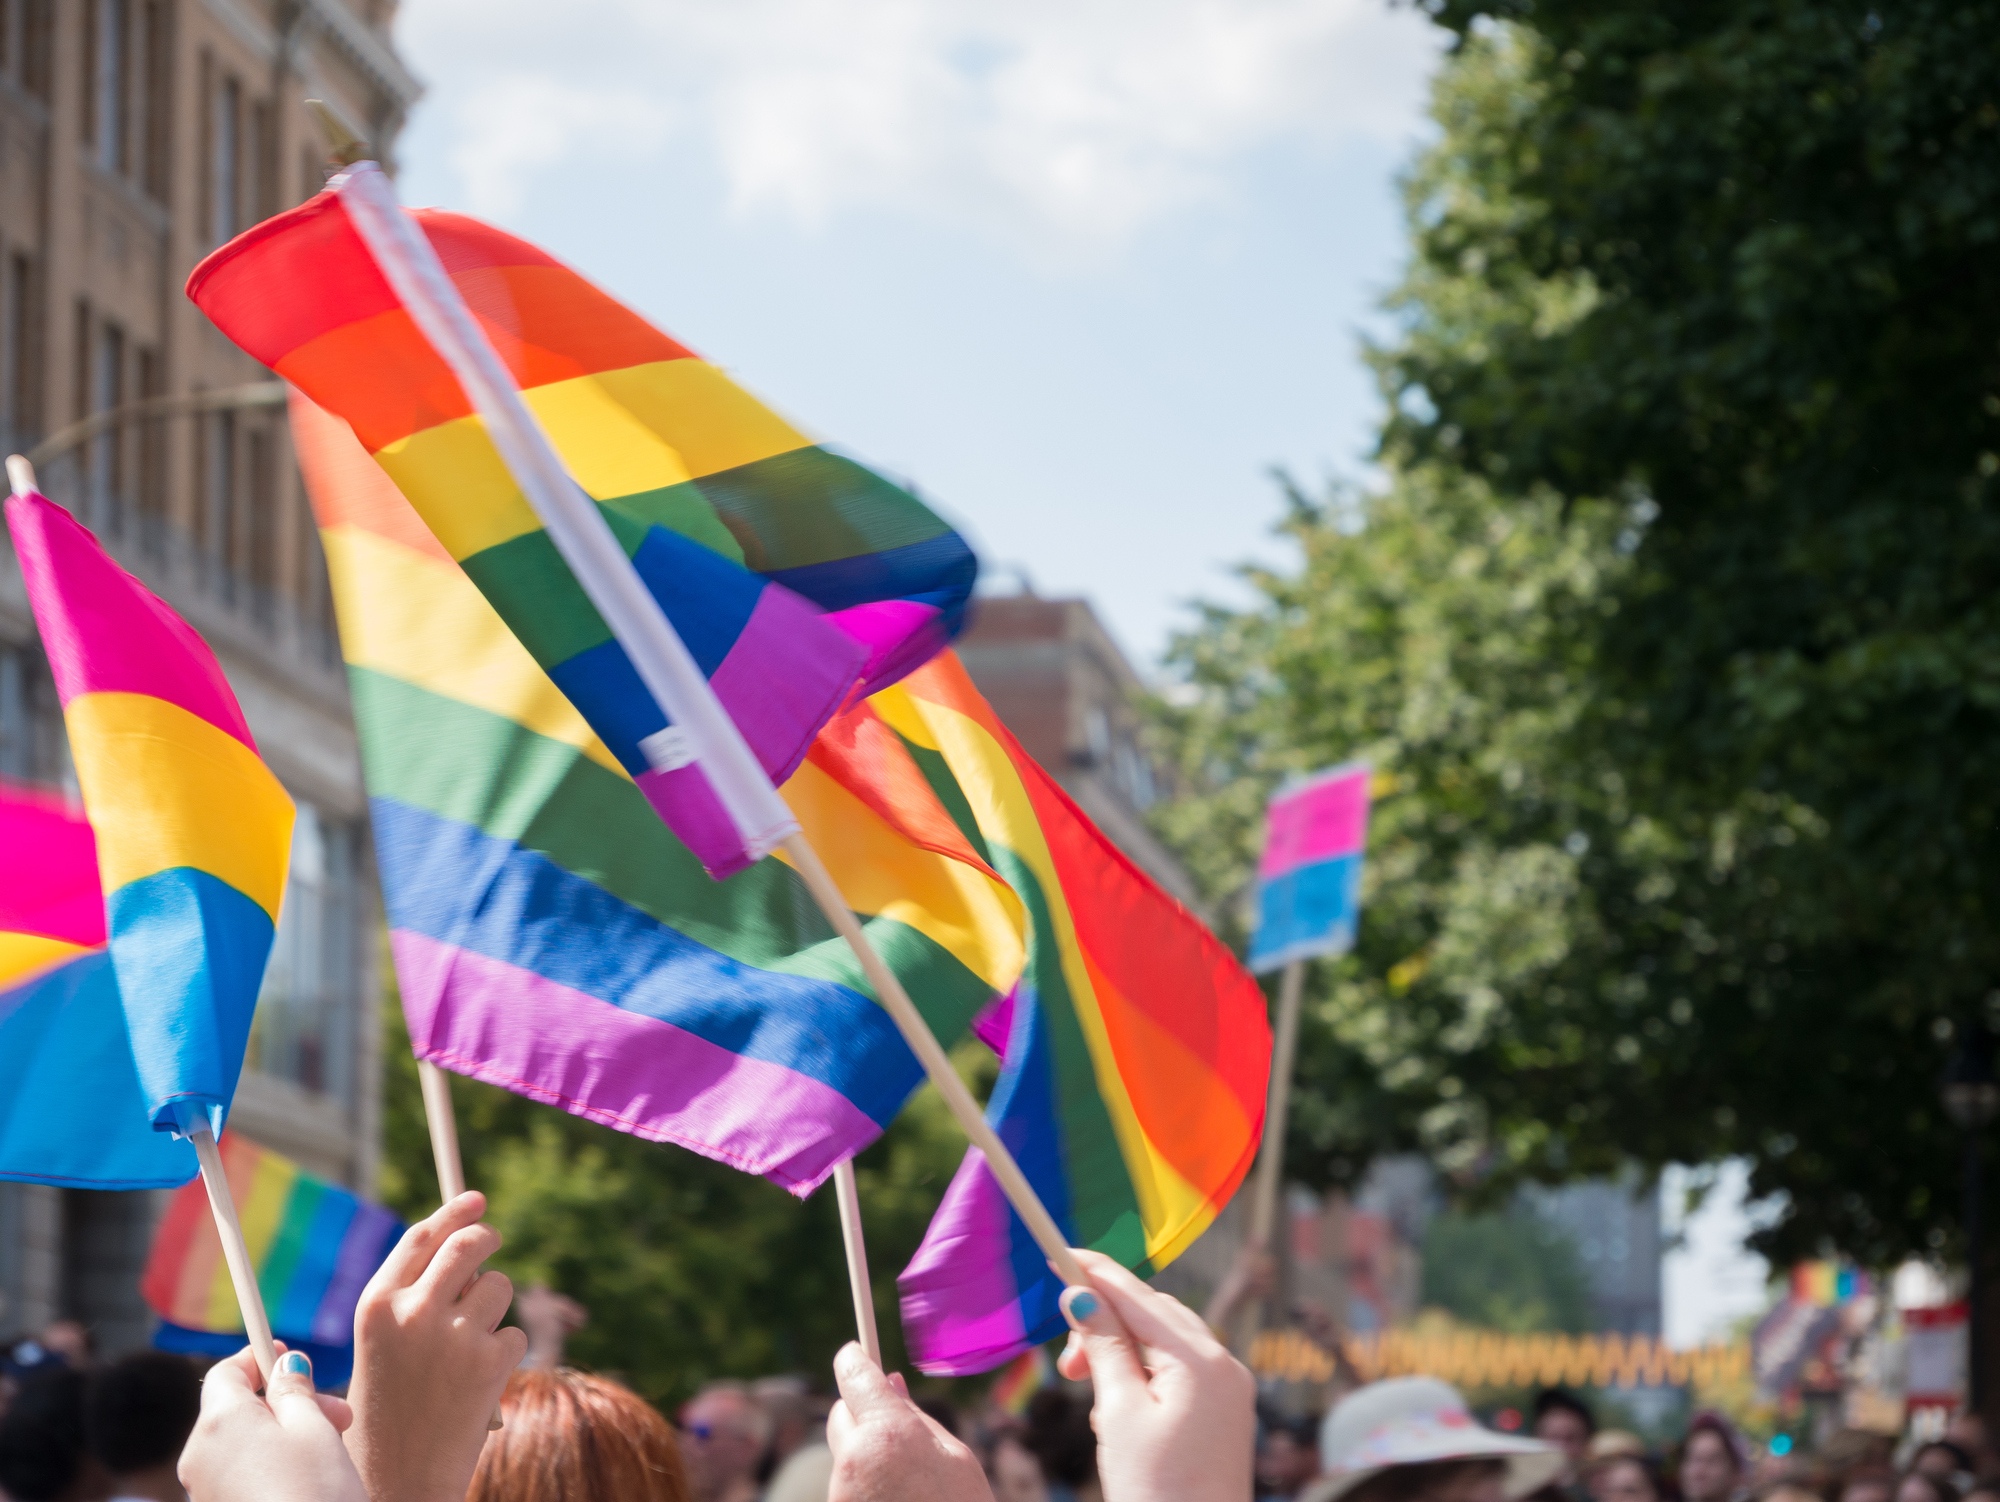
top-left (396, 0), bottom-right (1441, 250)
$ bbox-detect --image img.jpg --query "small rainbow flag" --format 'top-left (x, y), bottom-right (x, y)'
top-left (5, 491), bottom-right (294, 1138)
top-left (0, 779), bottom-right (194, 1188)
top-left (988, 1345), bottom-right (1053, 1417)
top-left (140, 1132), bottom-right (400, 1346)
top-left (863, 655), bottom-right (1272, 1375)
top-left (188, 183), bottom-right (976, 878)
top-left (1249, 763), bottom-right (1372, 972)
top-left (1790, 1261), bottom-right (1863, 1307)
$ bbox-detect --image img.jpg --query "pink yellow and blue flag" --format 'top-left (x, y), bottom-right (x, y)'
top-left (0, 779), bottom-right (195, 1187)
top-left (187, 185), bottom-right (976, 879)
top-left (141, 1131), bottom-right (400, 1352)
top-left (5, 490), bottom-right (295, 1138)
top-left (1249, 763), bottom-right (1372, 973)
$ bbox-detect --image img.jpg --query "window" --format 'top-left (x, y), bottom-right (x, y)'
top-left (0, 645), bottom-right (27, 778)
top-left (202, 406), bottom-right (235, 597)
top-left (247, 424), bottom-right (276, 621)
top-left (135, 345), bottom-right (163, 552)
top-left (141, 0), bottom-right (169, 201)
top-left (209, 72), bottom-right (239, 244)
top-left (248, 97), bottom-right (275, 223)
top-left (91, 320), bottom-right (124, 533)
top-left (249, 803), bottom-right (358, 1104)
top-left (89, 0), bottom-right (131, 174)
top-left (1, 251), bottom-right (28, 445)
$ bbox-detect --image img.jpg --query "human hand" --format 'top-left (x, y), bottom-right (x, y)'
top-left (1057, 1248), bottom-right (1257, 1502)
top-left (516, 1283), bottom-right (587, 1369)
top-left (826, 1342), bottom-right (994, 1502)
top-left (344, 1191), bottom-right (528, 1502)
top-left (180, 1346), bottom-right (364, 1502)
top-left (1202, 1244), bottom-right (1276, 1330)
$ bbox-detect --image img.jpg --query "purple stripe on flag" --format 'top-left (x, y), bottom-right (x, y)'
top-left (826, 599), bottom-right (945, 692)
top-left (313, 1203), bottom-right (399, 1345)
top-left (633, 762), bottom-right (752, 880)
top-left (392, 928), bottom-right (882, 1194)
top-left (1257, 765), bottom-right (1371, 880)
top-left (709, 583), bottom-right (862, 781)
top-left (896, 1147), bottom-right (1030, 1376)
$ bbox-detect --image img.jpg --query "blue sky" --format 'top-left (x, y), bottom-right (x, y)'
top-left (392, 0), bottom-right (1445, 667)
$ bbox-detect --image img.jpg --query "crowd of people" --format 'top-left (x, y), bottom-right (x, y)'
top-left (1, 1193), bottom-right (1993, 1502)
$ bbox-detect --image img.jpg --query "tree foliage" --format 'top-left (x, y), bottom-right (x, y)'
top-left (1421, 1207), bottom-right (1595, 1335)
top-left (1154, 2), bottom-right (2000, 1269)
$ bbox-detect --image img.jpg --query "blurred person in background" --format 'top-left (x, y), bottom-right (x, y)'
top-left (0, 1369), bottom-right (108, 1502)
top-left (1531, 1390), bottom-right (1596, 1500)
top-left (1913, 1446), bottom-right (1976, 1493)
top-left (38, 1324), bottom-right (93, 1372)
top-left (1678, 1413), bottom-right (1747, 1502)
top-left (1759, 1482), bottom-right (1828, 1502)
top-left (1946, 1417), bottom-right (2000, 1484)
top-left (1595, 1455), bottom-right (1666, 1502)
top-left (752, 1376), bottom-right (817, 1473)
top-left (468, 1365), bottom-right (688, 1502)
top-left (1026, 1388), bottom-right (1101, 1502)
top-left (1303, 1375), bottom-right (1562, 1502)
top-left (1259, 1412), bottom-right (1321, 1500)
top-left (989, 1429), bottom-right (1053, 1502)
top-left (83, 1352), bottom-right (201, 1502)
top-left (1835, 1466), bottom-right (1896, 1502)
top-left (1896, 1472), bottom-right (1961, 1502)
top-left (678, 1381), bottom-right (770, 1502)
top-left (515, 1284), bottom-right (587, 1371)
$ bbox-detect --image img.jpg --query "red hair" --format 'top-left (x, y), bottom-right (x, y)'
top-left (468, 1368), bottom-right (688, 1502)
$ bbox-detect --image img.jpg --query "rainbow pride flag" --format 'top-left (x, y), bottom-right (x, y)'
top-left (855, 655), bottom-right (1270, 1375)
top-left (5, 492), bottom-right (294, 1137)
top-left (0, 779), bottom-right (194, 1187)
top-left (988, 1345), bottom-right (1053, 1417)
top-left (189, 187), bottom-right (975, 878)
top-left (141, 1132), bottom-right (400, 1346)
top-left (1249, 764), bottom-right (1372, 972)
top-left (288, 392), bottom-right (1025, 1193)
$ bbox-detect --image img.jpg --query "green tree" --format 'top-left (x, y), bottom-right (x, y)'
top-left (377, 991), bottom-right (974, 1409)
top-left (1421, 1207), bottom-right (1595, 1334)
top-left (1155, 0), bottom-right (2000, 1290)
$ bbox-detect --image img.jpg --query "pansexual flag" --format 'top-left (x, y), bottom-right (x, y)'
top-left (189, 185), bottom-right (976, 877)
top-left (1248, 763), bottom-right (1372, 973)
top-left (142, 1132), bottom-right (400, 1368)
top-left (866, 655), bottom-right (1271, 1375)
top-left (288, 393), bottom-right (1025, 1194)
top-left (5, 491), bottom-right (295, 1136)
top-left (0, 779), bottom-right (195, 1188)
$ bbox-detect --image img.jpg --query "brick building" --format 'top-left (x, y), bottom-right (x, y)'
top-left (0, 0), bottom-right (415, 1356)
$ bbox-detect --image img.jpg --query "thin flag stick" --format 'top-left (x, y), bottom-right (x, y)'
top-left (334, 160), bottom-right (1093, 1297)
top-left (188, 1126), bottom-right (279, 1383)
top-left (418, 1060), bottom-right (467, 1201)
top-left (1235, 958), bottom-right (1305, 1354)
top-left (833, 1160), bottom-right (882, 1364)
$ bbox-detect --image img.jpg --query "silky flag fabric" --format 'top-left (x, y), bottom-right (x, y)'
top-left (856, 655), bottom-right (1270, 1375)
top-left (1248, 763), bottom-right (1372, 973)
top-left (289, 393), bottom-right (1026, 1194)
top-left (5, 492), bottom-right (295, 1136)
top-left (140, 1131), bottom-right (400, 1350)
top-left (0, 780), bottom-right (196, 1188)
top-left (190, 190), bottom-right (976, 878)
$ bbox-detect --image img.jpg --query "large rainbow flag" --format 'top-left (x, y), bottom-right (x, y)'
top-left (286, 393), bottom-right (1024, 1194)
top-left (141, 1131), bottom-right (400, 1348)
top-left (853, 657), bottom-right (1271, 1375)
top-left (0, 779), bottom-right (194, 1187)
top-left (189, 184), bottom-right (976, 878)
top-left (5, 492), bottom-right (294, 1138)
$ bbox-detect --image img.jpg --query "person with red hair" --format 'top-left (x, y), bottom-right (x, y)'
top-left (468, 1367), bottom-right (688, 1502)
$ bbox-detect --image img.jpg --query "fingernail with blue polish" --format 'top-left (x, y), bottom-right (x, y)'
top-left (277, 1351), bottom-right (311, 1377)
top-left (1066, 1289), bottom-right (1100, 1324)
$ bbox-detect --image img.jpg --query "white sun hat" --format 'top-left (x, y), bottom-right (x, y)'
top-left (1301, 1376), bottom-right (1565, 1502)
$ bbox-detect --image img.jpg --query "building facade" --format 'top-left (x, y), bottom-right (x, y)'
top-left (0, 0), bottom-right (415, 1355)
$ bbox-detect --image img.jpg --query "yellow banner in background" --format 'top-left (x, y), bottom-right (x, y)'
top-left (1250, 1327), bottom-right (1751, 1390)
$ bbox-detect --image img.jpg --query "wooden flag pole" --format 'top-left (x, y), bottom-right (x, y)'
top-left (188, 1126), bottom-right (280, 1383)
top-left (832, 1160), bottom-right (882, 1364)
top-left (418, 1060), bottom-right (468, 1200)
top-left (1235, 958), bottom-right (1306, 1354)
top-left (784, 835), bottom-right (1089, 1289)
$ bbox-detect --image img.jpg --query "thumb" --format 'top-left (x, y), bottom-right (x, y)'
top-left (1060, 1283), bottom-right (1147, 1400)
top-left (831, 1340), bottom-right (905, 1423)
top-left (264, 1349), bottom-right (329, 1430)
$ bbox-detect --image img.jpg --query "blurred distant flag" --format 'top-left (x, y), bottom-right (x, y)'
top-left (188, 174), bottom-right (977, 878)
top-left (0, 779), bottom-right (194, 1188)
top-left (988, 1345), bottom-right (1053, 1416)
top-left (142, 1132), bottom-right (400, 1387)
top-left (1249, 763), bottom-right (1373, 973)
top-left (283, 391), bottom-right (1027, 1195)
top-left (1791, 1261), bottom-right (1865, 1307)
top-left (4, 491), bottom-right (294, 1139)
top-left (869, 656), bottom-right (1271, 1375)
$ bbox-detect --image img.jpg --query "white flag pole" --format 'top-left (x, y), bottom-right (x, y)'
top-left (334, 163), bottom-right (1090, 1297)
